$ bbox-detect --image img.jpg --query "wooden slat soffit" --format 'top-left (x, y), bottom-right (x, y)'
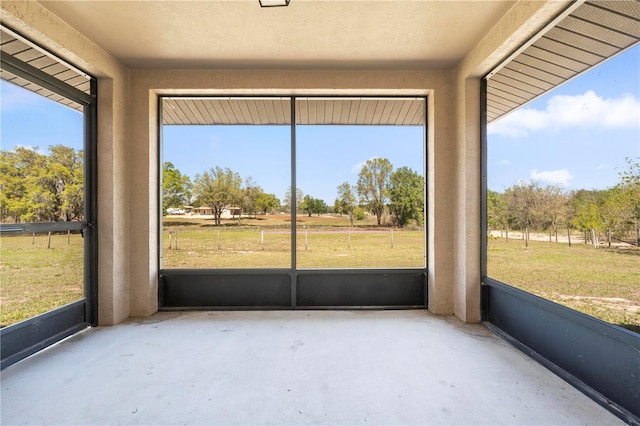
top-left (162, 98), bottom-right (425, 126)
top-left (0, 26), bottom-right (91, 112)
top-left (487, 0), bottom-right (640, 123)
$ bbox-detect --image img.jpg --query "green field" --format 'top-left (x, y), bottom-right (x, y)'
top-left (162, 215), bottom-right (425, 269)
top-left (0, 232), bottom-right (84, 327)
top-left (487, 237), bottom-right (640, 332)
top-left (2, 217), bottom-right (638, 332)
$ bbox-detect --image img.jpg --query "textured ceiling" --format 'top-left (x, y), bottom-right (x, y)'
top-left (39, 0), bottom-right (515, 70)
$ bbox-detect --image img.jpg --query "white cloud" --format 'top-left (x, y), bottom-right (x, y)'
top-left (531, 168), bottom-right (573, 186)
top-left (352, 157), bottom-right (376, 174)
top-left (596, 164), bottom-right (609, 171)
top-left (488, 91), bottom-right (640, 137)
top-left (497, 159), bottom-right (511, 165)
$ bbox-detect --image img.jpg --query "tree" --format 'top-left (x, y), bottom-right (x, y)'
top-left (388, 166), bottom-right (424, 227)
top-left (487, 189), bottom-right (512, 239)
top-left (336, 182), bottom-right (357, 226)
top-left (540, 185), bottom-right (567, 243)
top-left (162, 162), bottom-right (192, 215)
top-left (283, 186), bottom-right (303, 214)
top-left (0, 145), bottom-right (84, 223)
top-left (193, 166), bottom-right (242, 226)
top-left (314, 199), bottom-right (328, 216)
top-left (256, 192), bottom-right (280, 215)
top-left (618, 157), bottom-right (640, 244)
top-left (300, 195), bottom-right (315, 217)
top-left (568, 189), bottom-right (601, 246)
top-left (0, 147), bottom-right (43, 222)
top-left (59, 149), bottom-right (84, 221)
top-left (599, 186), bottom-right (631, 246)
top-left (505, 181), bottom-right (544, 246)
top-left (241, 177), bottom-right (262, 218)
top-left (49, 145), bottom-right (84, 221)
top-left (357, 158), bottom-right (393, 225)
top-left (333, 197), bottom-right (344, 216)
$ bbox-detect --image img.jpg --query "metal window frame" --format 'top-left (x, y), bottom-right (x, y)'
top-left (158, 95), bottom-right (428, 310)
top-left (0, 28), bottom-right (98, 369)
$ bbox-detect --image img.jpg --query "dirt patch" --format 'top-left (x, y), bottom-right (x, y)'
top-left (557, 295), bottom-right (640, 314)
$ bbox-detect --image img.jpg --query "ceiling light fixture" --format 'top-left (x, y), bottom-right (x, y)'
top-left (259, 0), bottom-right (290, 7)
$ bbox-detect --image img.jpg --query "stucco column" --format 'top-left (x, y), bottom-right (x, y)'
top-left (427, 76), bottom-right (456, 315)
top-left (97, 78), bottom-right (131, 325)
top-left (452, 77), bottom-right (481, 323)
top-left (128, 77), bottom-right (159, 317)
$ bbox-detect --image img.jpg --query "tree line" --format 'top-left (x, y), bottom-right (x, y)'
top-left (1, 146), bottom-right (84, 223)
top-left (164, 162), bottom-right (281, 226)
top-left (488, 158), bottom-right (640, 247)
top-left (164, 157), bottom-right (425, 228)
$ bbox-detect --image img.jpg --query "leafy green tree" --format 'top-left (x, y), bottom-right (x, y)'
top-left (487, 189), bottom-right (512, 238)
top-left (618, 157), bottom-right (640, 244)
top-left (300, 195), bottom-right (315, 217)
top-left (314, 199), bottom-right (328, 216)
top-left (162, 162), bottom-right (192, 214)
top-left (568, 189), bottom-right (601, 246)
top-left (0, 145), bottom-right (84, 223)
top-left (354, 206), bottom-right (366, 221)
top-left (599, 186), bottom-right (632, 245)
top-left (336, 182), bottom-right (357, 226)
top-left (193, 166), bottom-right (242, 226)
top-left (256, 192), bottom-right (280, 215)
top-left (388, 166), bottom-right (424, 227)
top-left (46, 145), bottom-right (83, 221)
top-left (357, 158), bottom-right (393, 225)
top-left (0, 148), bottom-right (38, 222)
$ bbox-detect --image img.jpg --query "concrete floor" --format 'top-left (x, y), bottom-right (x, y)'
top-left (0, 310), bottom-right (623, 425)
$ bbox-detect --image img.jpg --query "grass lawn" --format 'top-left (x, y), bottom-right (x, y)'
top-left (487, 237), bottom-right (640, 332)
top-left (162, 215), bottom-right (425, 269)
top-left (0, 232), bottom-right (84, 327)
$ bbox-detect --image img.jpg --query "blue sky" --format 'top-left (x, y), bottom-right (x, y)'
top-left (0, 83), bottom-right (84, 153)
top-left (1, 45), bottom-right (638, 202)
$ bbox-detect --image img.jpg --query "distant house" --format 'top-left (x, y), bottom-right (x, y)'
top-left (194, 206), bottom-right (213, 215)
top-left (193, 206), bottom-right (242, 218)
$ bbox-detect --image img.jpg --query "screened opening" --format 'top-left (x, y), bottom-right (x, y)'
top-left (159, 96), bottom-right (427, 309)
top-left (295, 98), bottom-right (425, 269)
top-left (161, 96), bottom-right (426, 271)
top-left (161, 98), bottom-right (291, 269)
top-left (0, 24), bottom-right (97, 368)
top-left (483, 0), bottom-right (640, 333)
